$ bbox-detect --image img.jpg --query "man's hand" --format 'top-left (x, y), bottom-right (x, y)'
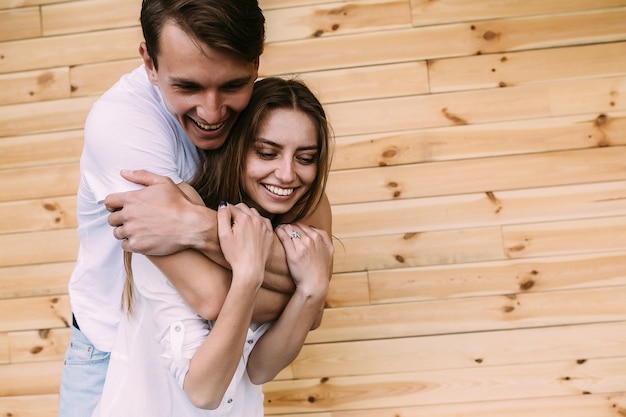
top-left (105, 170), bottom-right (215, 256)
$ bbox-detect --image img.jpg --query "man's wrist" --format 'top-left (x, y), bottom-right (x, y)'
top-left (186, 205), bottom-right (222, 260)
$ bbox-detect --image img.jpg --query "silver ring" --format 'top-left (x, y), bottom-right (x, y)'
top-left (290, 229), bottom-right (301, 239)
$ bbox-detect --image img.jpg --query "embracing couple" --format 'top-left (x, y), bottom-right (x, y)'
top-left (59, 1), bottom-right (334, 416)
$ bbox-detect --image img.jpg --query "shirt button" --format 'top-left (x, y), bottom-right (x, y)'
top-left (227, 398), bottom-right (233, 404)
top-left (174, 325), bottom-right (181, 332)
top-left (247, 339), bottom-right (254, 344)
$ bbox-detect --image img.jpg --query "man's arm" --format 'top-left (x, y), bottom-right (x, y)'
top-left (105, 169), bottom-right (332, 294)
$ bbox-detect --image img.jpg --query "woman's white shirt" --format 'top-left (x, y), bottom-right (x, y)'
top-left (92, 254), bottom-right (269, 417)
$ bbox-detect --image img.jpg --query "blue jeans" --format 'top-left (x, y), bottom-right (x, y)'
top-left (58, 324), bottom-right (110, 417)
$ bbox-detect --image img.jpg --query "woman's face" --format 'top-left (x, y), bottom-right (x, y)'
top-left (243, 108), bottom-right (319, 217)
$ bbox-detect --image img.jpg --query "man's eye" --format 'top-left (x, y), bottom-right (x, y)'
top-left (223, 83), bottom-right (246, 92)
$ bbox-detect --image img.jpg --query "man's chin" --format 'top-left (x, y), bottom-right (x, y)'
top-left (196, 137), bottom-right (228, 150)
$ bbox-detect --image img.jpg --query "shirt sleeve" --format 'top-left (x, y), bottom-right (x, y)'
top-left (130, 254), bottom-right (211, 388)
top-left (81, 89), bottom-right (184, 204)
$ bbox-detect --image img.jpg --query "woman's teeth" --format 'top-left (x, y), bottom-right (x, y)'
top-left (264, 184), bottom-right (294, 196)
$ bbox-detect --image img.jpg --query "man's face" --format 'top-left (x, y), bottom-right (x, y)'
top-left (141, 22), bottom-right (258, 150)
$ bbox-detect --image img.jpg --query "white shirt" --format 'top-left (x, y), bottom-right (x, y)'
top-left (69, 65), bottom-right (200, 351)
top-left (93, 255), bottom-right (269, 417)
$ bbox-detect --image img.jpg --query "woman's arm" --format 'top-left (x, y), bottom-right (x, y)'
top-left (246, 223), bottom-right (334, 384)
top-left (183, 202), bottom-right (273, 409)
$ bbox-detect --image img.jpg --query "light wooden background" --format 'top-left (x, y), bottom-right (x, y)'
top-left (1, 0), bottom-right (626, 415)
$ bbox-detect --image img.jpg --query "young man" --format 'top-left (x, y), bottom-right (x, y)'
top-left (59, 1), bottom-right (331, 416)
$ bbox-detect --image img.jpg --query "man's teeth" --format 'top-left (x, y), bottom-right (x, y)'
top-left (193, 118), bottom-right (224, 131)
top-left (265, 184), bottom-right (294, 196)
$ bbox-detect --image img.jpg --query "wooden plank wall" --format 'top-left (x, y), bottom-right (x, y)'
top-left (1, 0), bottom-right (625, 415)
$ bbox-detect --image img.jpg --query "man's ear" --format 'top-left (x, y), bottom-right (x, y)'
top-left (253, 57), bottom-right (260, 80)
top-left (139, 42), bottom-right (158, 84)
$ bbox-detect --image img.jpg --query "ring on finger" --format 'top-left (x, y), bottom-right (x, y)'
top-left (290, 229), bottom-right (301, 239)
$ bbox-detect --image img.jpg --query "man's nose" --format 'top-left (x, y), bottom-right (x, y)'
top-left (196, 91), bottom-right (223, 123)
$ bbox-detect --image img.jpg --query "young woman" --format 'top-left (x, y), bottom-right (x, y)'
top-left (93, 77), bottom-right (334, 417)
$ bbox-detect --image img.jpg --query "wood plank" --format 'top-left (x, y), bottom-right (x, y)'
top-left (320, 392), bottom-right (626, 417)
top-left (260, 0), bottom-right (337, 10)
top-left (503, 215), bottom-right (626, 259)
top-left (464, 8), bottom-right (626, 54)
top-left (263, 357), bottom-right (626, 413)
top-left (0, 295), bottom-right (70, 333)
top-left (429, 41), bottom-right (626, 92)
top-left (0, 162), bottom-right (79, 203)
top-left (326, 272), bottom-right (370, 308)
top-left (0, 67), bottom-right (70, 106)
top-left (41, 0), bottom-right (141, 36)
top-left (261, 9), bottom-right (626, 75)
top-left (0, 196), bottom-right (77, 235)
top-left (410, 0), bottom-right (626, 26)
top-left (69, 58), bottom-right (142, 97)
top-left (0, 394), bottom-right (59, 417)
top-left (261, 24), bottom-right (470, 75)
top-left (0, 0), bottom-right (61, 8)
top-left (0, 360), bottom-right (61, 396)
top-left (8, 327), bottom-right (69, 363)
top-left (332, 181), bottom-right (626, 238)
top-left (0, 96), bottom-right (96, 138)
top-left (0, 332), bottom-right (7, 364)
top-left (0, 27), bottom-right (143, 74)
top-left (331, 112), bottom-right (626, 170)
top-left (368, 251), bottom-right (626, 304)
top-left (0, 262), bottom-right (73, 300)
top-left (298, 61), bottom-right (429, 104)
top-left (264, 0), bottom-right (411, 43)
top-left (0, 6), bottom-right (40, 41)
top-left (327, 146), bottom-right (626, 205)
top-left (0, 229), bottom-right (78, 268)
top-left (325, 76), bottom-right (626, 137)
top-left (0, 130), bottom-right (83, 170)
top-left (294, 322), bottom-right (626, 378)
top-left (308, 286), bottom-right (626, 343)
top-left (332, 226), bottom-right (504, 273)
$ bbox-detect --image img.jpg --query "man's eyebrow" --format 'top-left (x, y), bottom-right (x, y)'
top-left (224, 75), bottom-right (255, 86)
top-left (167, 75), bottom-right (253, 87)
top-left (167, 76), bottom-right (199, 86)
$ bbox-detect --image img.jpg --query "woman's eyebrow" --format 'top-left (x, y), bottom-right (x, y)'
top-left (255, 138), bottom-right (319, 151)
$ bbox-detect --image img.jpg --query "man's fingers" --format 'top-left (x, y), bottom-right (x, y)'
top-left (107, 209), bottom-right (121, 226)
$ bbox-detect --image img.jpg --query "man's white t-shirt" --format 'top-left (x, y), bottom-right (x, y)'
top-left (69, 65), bottom-right (200, 352)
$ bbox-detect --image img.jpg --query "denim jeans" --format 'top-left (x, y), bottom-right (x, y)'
top-left (58, 324), bottom-right (110, 417)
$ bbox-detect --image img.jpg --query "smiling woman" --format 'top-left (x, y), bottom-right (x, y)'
top-left (243, 108), bottom-right (319, 218)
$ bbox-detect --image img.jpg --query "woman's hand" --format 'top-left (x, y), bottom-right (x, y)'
top-left (275, 223), bottom-right (334, 297)
top-left (217, 202), bottom-right (274, 288)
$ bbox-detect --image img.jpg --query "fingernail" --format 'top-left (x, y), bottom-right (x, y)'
top-left (218, 200), bottom-right (227, 209)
